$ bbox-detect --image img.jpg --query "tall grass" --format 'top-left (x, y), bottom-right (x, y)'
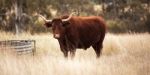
top-left (0, 32), bottom-right (150, 75)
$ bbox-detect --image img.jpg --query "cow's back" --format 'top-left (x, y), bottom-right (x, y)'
top-left (66, 16), bottom-right (106, 49)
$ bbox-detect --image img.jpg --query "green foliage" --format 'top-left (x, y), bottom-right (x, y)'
top-left (29, 17), bottom-right (51, 34)
top-left (145, 13), bottom-right (150, 32)
top-left (107, 19), bottom-right (127, 33)
top-left (0, 0), bottom-right (150, 33)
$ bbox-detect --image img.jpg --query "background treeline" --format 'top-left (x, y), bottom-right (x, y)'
top-left (0, 0), bottom-right (150, 34)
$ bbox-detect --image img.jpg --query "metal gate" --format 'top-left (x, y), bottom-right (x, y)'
top-left (0, 40), bottom-right (36, 55)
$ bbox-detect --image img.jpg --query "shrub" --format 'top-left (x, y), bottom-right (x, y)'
top-left (106, 19), bottom-right (127, 33)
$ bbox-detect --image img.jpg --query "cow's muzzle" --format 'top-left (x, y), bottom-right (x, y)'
top-left (54, 34), bottom-right (60, 39)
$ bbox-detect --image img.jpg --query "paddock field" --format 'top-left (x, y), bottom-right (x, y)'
top-left (0, 32), bottom-right (150, 75)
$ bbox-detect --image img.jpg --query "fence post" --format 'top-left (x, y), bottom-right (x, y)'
top-left (33, 40), bottom-right (36, 56)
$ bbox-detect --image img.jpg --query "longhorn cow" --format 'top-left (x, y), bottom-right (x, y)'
top-left (39, 13), bottom-right (106, 58)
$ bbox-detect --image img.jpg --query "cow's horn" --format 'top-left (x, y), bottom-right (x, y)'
top-left (62, 12), bottom-right (75, 22)
top-left (38, 14), bottom-right (52, 22)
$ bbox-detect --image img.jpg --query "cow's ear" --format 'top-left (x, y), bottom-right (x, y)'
top-left (45, 22), bottom-right (52, 28)
top-left (62, 21), bottom-right (70, 27)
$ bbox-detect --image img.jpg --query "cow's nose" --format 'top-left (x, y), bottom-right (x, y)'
top-left (54, 34), bottom-right (60, 39)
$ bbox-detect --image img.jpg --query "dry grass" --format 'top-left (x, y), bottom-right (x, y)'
top-left (0, 32), bottom-right (150, 75)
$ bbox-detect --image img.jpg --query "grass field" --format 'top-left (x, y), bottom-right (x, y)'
top-left (0, 32), bottom-right (150, 75)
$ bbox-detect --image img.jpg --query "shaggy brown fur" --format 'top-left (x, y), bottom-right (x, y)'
top-left (44, 15), bottom-right (106, 58)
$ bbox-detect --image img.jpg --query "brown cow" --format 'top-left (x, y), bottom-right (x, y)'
top-left (39, 13), bottom-right (106, 58)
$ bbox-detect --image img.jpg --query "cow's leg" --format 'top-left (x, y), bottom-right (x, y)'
top-left (70, 49), bottom-right (76, 59)
top-left (60, 47), bottom-right (68, 58)
top-left (92, 42), bottom-right (103, 58)
top-left (93, 33), bottom-right (105, 58)
top-left (59, 46), bottom-right (68, 58)
top-left (58, 40), bottom-right (68, 58)
top-left (63, 50), bottom-right (68, 58)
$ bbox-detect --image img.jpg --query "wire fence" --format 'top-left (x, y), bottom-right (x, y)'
top-left (0, 40), bottom-right (36, 55)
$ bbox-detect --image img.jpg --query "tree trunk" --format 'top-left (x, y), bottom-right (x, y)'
top-left (14, 0), bottom-right (22, 34)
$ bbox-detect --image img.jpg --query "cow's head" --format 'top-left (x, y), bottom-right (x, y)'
top-left (39, 13), bottom-right (74, 39)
